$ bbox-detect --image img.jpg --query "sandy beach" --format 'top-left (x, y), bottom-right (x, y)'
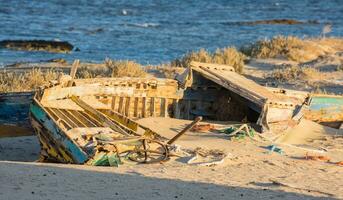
top-left (1, 117), bottom-right (342, 200)
top-left (1, 1), bottom-right (343, 200)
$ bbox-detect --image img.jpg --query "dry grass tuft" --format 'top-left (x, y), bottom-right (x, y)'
top-left (267, 65), bottom-right (331, 93)
top-left (77, 59), bottom-right (146, 78)
top-left (172, 47), bottom-right (246, 73)
top-left (0, 69), bottom-right (60, 92)
top-left (270, 65), bottom-right (320, 82)
top-left (108, 60), bottom-right (146, 78)
top-left (212, 47), bottom-right (246, 73)
top-left (145, 64), bottom-right (185, 79)
top-left (242, 35), bottom-right (343, 63)
top-left (171, 48), bottom-right (212, 68)
top-left (0, 59), bottom-right (147, 92)
top-left (242, 36), bottom-right (301, 60)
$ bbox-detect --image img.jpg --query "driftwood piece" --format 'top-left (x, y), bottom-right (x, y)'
top-left (167, 116), bottom-right (202, 145)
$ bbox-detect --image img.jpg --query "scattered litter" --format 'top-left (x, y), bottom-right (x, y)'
top-left (190, 124), bottom-right (215, 132)
top-left (305, 153), bottom-right (330, 162)
top-left (186, 147), bottom-right (229, 166)
top-left (335, 161), bottom-right (343, 166)
top-left (218, 124), bottom-right (255, 140)
top-left (266, 145), bottom-right (284, 155)
top-left (279, 143), bottom-right (326, 153)
top-left (168, 144), bottom-right (192, 157)
top-left (89, 151), bottom-right (122, 167)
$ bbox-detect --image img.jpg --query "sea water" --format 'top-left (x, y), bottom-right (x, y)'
top-left (0, 0), bottom-right (342, 65)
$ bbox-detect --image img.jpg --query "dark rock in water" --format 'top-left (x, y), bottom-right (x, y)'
top-left (87, 28), bottom-right (105, 35)
top-left (223, 19), bottom-right (320, 26)
top-left (0, 40), bottom-right (75, 53)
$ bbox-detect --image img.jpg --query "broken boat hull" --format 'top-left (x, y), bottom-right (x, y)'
top-left (29, 80), bottom-right (168, 164)
top-left (0, 92), bottom-right (34, 138)
top-left (305, 95), bottom-right (343, 128)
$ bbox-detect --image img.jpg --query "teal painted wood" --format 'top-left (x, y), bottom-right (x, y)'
top-left (310, 96), bottom-right (343, 112)
top-left (30, 102), bottom-right (88, 164)
top-left (0, 92), bottom-right (34, 127)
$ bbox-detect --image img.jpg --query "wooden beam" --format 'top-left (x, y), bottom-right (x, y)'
top-left (70, 95), bottom-right (130, 136)
top-left (190, 61), bottom-right (235, 72)
top-left (133, 97), bottom-right (139, 117)
top-left (173, 99), bottom-right (180, 119)
top-left (167, 116), bottom-right (202, 145)
top-left (142, 97), bottom-right (147, 118)
top-left (161, 98), bottom-right (168, 117)
top-left (150, 97), bottom-right (155, 117)
top-left (185, 100), bottom-right (191, 120)
top-left (67, 59), bottom-right (80, 87)
top-left (125, 97), bottom-right (131, 117)
top-left (118, 97), bottom-right (124, 114)
top-left (111, 96), bottom-right (116, 111)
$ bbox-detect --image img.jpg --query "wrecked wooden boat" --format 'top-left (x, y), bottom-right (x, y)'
top-left (29, 76), bottom-right (204, 165)
top-left (268, 88), bottom-right (343, 129)
top-left (27, 62), bottom-right (298, 164)
top-left (181, 62), bottom-right (304, 128)
top-left (28, 61), bottom-right (343, 164)
top-left (1, 60), bottom-right (341, 142)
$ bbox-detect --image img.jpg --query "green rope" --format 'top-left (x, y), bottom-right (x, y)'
top-left (218, 125), bottom-right (255, 140)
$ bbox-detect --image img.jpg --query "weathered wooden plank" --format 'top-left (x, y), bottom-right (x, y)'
top-left (80, 110), bottom-right (103, 127)
top-left (190, 61), bottom-right (235, 72)
top-left (142, 97), bottom-right (147, 118)
top-left (150, 97), bottom-right (155, 117)
top-left (67, 59), bottom-right (80, 87)
top-left (185, 100), bottom-right (191, 120)
top-left (100, 110), bottom-right (139, 133)
top-left (53, 109), bottom-right (78, 128)
top-left (194, 64), bottom-right (299, 109)
top-left (66, 110), bottom-right (88, 127)
top-left (161, 98), bottom-right (168, 117)
top-left (173, 99), bottom-right (180, 119)
top-left (133, 97), bottom-right (139, 117)
top-left (41, 86), bottom-right (135, 102)
top-left (118, 97), bottom-right (124, 114)
top-left (125, 97), bottom-right (131, 117)
top-left (71, 96), bottom-right (130, 136)
top-left (69, 110), bottom-right (97, 127)
top-left (111, 96), bottom-right (116, 111)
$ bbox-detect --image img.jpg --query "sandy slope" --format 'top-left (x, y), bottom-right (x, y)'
top-left (0, 117), bottom-right (342, 200)
top-left (244, 58), bottom-right (343, 95)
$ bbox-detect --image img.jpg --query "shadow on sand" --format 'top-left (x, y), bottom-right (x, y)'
top-left (0, 161), bottom-right (331, 200)
top-left (0, 135), bottom-right (332, 200)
